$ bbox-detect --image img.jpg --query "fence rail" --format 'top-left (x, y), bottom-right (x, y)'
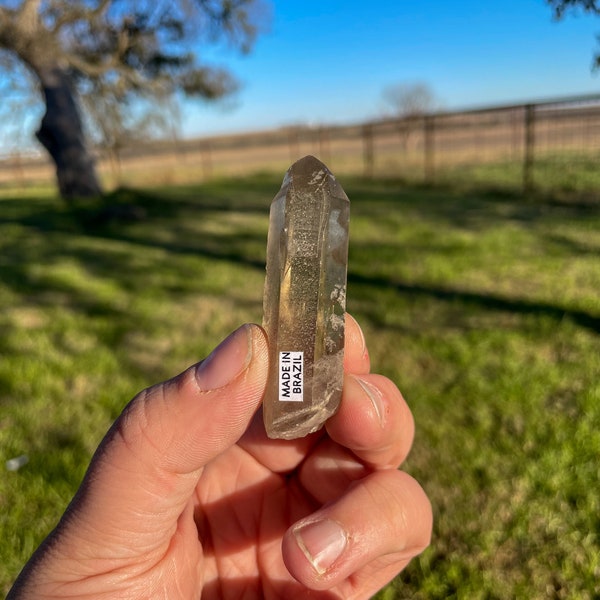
top-left (1, 93), bottom-right (600, 196)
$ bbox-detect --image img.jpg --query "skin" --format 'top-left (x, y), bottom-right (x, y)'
top-left (8, 314), bottom-right (432, 599)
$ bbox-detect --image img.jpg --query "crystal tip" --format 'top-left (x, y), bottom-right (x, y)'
top-left (285, 155), bottom-right (348, 201)
top-left (289, 155), bottom-right (331, 176)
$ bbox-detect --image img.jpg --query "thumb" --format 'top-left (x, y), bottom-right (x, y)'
top-left (64, 323), bottom-right (269, 545)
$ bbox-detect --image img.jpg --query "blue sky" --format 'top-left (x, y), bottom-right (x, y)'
top-left (2, 0), bottom-right (599, 152)
top-left (183, 0), bottom-right (600, 137)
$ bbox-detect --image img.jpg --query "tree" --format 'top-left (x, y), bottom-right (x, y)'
top-left (382, 82), bottom-right (438, 119)
top-left (0, 0), bottom-right (265, 201)
top-left (547, 0), bottom-right (600, 66)
top-left (382, 82), bottom-right (440, 151)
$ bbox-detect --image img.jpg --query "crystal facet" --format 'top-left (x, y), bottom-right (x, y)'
top-left (262, 155), bottom-right (350, 439)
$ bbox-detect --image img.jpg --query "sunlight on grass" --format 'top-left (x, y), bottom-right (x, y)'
top-left (1, 176), bottom-right (599, 598)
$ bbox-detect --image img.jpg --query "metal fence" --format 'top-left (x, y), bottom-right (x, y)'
top-left (1, 93), bottom-right (600, 196)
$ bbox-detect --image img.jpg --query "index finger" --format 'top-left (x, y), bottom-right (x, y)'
top-left (326, 373), bottom-right (414, 469)
top-left (344, 313), bottom-right (370, 375)
top-left (296, 374), bottom-right (415, 504)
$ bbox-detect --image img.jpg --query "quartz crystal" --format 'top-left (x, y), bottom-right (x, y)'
top-left (262, 155), bottom-right (350, 439)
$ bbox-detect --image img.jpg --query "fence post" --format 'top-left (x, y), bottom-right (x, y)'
top-left (362, 124), bottom-right (374, 178)
top-left (424, 115), bottom-right (435, 184)
top-left (523, 104), bottom-right (535, 194)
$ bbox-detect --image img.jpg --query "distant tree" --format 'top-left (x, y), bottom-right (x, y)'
top-left (382, 82), bottom-right (439, 119)
top-left (382, 82), bottom-right (439, 151)
top-left (547, 0), bottom-right (600, 66)
top-left (0, 1), bottom-right (266, 201)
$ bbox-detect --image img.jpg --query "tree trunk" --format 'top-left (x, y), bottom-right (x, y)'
top-left (35, 65), bottom-right (102, 201)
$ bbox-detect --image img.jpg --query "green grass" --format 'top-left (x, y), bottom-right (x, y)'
top-left (433, 152), bottom-right (600, 200)
top-left (1, 175), bottom-right (599, 598)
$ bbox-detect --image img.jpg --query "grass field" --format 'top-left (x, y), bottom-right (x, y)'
top-left (1, 174), bottom-right (599, 598)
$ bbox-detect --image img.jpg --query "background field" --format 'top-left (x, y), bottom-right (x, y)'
top-left (1, 172), bottom-right (599, 598)
top-left (3, 93), bottom-right (600, 201)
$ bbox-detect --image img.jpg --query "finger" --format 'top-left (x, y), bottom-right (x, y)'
top-left (326, 373), bottom-right (414, 469)
top-left (298, 440), bottom-right (370, 505)
top-left (63, 324), bottom-right (269, 546)
top-left (297, 374), bottom-right (414, 504)
top-left (344, 313), bottom-right (370, 375)
top-left (238, 313), bottom-right (371, 473)
top-left (283, 470), bottom-right (432, 592)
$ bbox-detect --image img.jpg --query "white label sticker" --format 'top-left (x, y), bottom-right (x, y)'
top-left (279, 351), bottom-right (304, 402)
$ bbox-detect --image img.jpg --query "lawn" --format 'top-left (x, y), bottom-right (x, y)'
top-left (1, 174), bottom-right (599, 598)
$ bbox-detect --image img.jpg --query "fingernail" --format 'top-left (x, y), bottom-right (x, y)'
top-left (293, 519), bottom-right (348, 575)
top-left (355, 376), bottom-right (386, 428)
top-left (195, 324), bottom-right (253, 390)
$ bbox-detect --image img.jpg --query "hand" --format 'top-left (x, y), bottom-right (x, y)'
top-left (8, 315), bottom-right (432, 599)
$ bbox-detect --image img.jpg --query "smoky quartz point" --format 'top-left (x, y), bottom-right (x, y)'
top-left (262, 155), bottom-right (350, 439)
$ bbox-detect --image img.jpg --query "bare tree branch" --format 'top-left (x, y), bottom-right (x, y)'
top-left (18, 0), bottom-right (42, 34)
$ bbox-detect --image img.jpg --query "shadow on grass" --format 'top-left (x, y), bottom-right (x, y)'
top-left (3, 178), bottom-right (598, 598)
top-left (0, 183), bottom-right (270, 285)
top-left (349, 274), bottom-right (600, 334)
top-left (0, 179), bottom-right (598, 344)
top-left (347, 177), bottom-right (600, 229)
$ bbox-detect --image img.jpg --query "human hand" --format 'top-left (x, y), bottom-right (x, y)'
top-left (8, 315), bottom-right (432, 599)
